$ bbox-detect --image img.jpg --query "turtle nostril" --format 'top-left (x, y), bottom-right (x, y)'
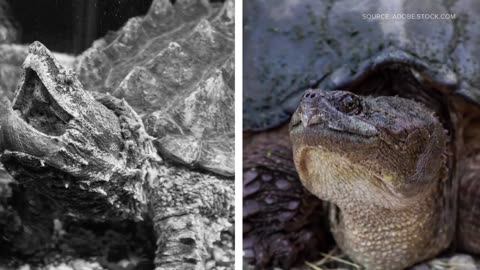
top-left (304, 91), bottom-right (317, 100)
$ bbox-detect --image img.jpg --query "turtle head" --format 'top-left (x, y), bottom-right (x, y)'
top-left (290, 89), bottom-right (447, 207)
top-left (0, 42), bottom-right (156, 220)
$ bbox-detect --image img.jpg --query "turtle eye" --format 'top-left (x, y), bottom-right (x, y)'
top-left (338, 94), bottom-right (362, 115)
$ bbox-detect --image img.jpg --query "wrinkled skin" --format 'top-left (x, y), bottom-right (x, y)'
top-left (0, 42), bottom-right (233, 269)
top-left (0, 42), bottom-right (151, 258)
top-left (245, 64), bottom-right (480, 270)
top-left (1, 42), bottom-right (145, 220)
top-left (290, 89), bottom-right (451, 269)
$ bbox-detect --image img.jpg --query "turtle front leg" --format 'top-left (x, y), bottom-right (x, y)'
top-left (147, 165), bottom-right (233, 269)
top-left (243, 125), bottom-right (328, 269)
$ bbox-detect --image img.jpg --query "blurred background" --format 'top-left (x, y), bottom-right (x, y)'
top-left (6, 0), bottom-right (153, 54)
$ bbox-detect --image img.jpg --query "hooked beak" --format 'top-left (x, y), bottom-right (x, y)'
top-left (300, 106), bottom-right (324, 128)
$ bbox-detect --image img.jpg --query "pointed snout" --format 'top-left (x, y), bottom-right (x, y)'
top-left (299, 89), bottom-right (327, 128)
top-left (300, 107), bottom-right (324, 128)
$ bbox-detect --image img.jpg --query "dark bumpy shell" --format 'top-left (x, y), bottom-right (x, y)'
top-left (244, 0), bottom-right (480, 130)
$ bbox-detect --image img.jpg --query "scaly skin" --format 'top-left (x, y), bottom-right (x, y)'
top-left (0, 42), bottom-right (233, 269)
top-left (243, 125), bottom-right (327, 269)
top-left (0, 2), bottom-right (235, 267)
top-left (290, 89), bottom-right (453, 270)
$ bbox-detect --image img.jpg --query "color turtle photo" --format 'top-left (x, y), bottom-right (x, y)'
top-left (244, 1), bottom-right (480, 269)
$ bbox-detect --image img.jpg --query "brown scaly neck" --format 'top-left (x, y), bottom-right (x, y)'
top-left (329, 171), bottom-right (451, 270)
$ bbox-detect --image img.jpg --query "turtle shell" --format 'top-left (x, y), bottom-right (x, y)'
top-left (0, 0), bottom-right (234, 177)
top-left (76, 0), bottom-right (234, 176)
top-left (244, 0), bottom-right (480, 130)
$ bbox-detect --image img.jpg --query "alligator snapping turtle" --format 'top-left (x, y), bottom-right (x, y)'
top-left (0, 0), bottom-right (234, 268)
top-left (244, 0), bottom-right (480, 269)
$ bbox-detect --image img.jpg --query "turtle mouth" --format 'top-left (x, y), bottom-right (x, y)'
top-left (12, 68), bottom-right (72, 136)
top-left (289, 112), bottom-right (302, 129)
top-left (289, 108), bottom-right (377, 146)
top-left (290, 122), bottom-right (376, 147)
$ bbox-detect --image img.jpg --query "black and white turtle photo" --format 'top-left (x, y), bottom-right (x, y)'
top-left (0, 0), bottom-right (234, 269)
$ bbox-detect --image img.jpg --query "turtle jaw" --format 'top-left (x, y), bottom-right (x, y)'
top-left (0, 69), bottom-right (68, 165)
top-left (12, 67), bottom-right (73, 137)
top-left (289, 106), bottom-right (391, 206)
top-left (0, 41), bottom-right (76, 163)
top-left (0, 41), bottom-right (124, 175)
top-left (0, 42), bottom-right (148, 221)
top-left (290, 131), bottom-right (415, 209)
top-left (0, 91), bottom-right (147, 222)
top-left (0, 110), bottom-right (62, 168)
top-left (289, 89), bottom-right (378, 151)
top-left (290, 120), bottom-right (378, 148)
top-left (290, 89), bottom-right (450, 207)
top-left (0, 58), bottom-right (73, 168)
top-left (289, 90), bottom-right (415, 206)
